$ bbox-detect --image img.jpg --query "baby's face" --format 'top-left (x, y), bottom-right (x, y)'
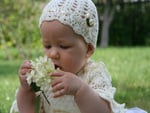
top-left (40, 20), bottom-right (92, 74)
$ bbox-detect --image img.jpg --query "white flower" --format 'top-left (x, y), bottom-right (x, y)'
top-left (26, 56), bottom-right (54, 91)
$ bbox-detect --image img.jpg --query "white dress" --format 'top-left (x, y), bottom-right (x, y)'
top-left (9, 60), bottom-right (147, 113)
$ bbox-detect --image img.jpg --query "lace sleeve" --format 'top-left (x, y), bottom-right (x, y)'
top-left (86, 61), bottom-right (127, 113)
top-left (9, 90), bottom-right (19, 113)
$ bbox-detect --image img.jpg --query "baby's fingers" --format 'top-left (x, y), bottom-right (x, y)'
top-left (53, 88), bottom-right (65, 98)
top-left (19, 68), bottom-right (32, 75)
top-left (50, 70), bottom-right (65, 77)
top-left (52, 83), bottom-right (64, 92)
top-left (20, 60), bottom-right (32, 70)
top-left (18, 60), bottom-right (32, 90)
top-left (19, 60), bottom-right (32, 75)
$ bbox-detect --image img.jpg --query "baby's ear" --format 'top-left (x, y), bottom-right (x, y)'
top-left (86, 43), bottom-right (94, 58)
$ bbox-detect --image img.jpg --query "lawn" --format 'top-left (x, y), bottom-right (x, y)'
top-left (0, 47), bottom-right (149, 113)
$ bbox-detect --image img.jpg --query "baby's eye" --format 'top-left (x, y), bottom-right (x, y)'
top-left (60, 45), bottom-right (71, 49)
top-left (44, 45), bottom-right (51, 49)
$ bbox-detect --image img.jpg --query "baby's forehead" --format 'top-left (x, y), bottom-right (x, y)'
top-left (41, 21), bottom-right (85, 41)
top-left (39, 0), bottom-right (99, 48)
top-left (41, 20), bottom-right (77, 36)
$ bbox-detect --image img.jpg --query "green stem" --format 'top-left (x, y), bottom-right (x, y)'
top-left (42, 91), bottom-right (51, 105)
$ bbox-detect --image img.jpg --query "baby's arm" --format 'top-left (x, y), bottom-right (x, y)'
top-left (17, 61), bottom-right (36, 113)
top-left (74, 82), bottom-right (111, 113)
top-left (17, 87), bottom-right (36, 113)
top-left (51, 70), bottom-right (111, 113)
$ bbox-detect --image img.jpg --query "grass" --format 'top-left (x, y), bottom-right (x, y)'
top-left (0, 47), bottom-right (150, 113)
top-left (0, 60), bottom-right (20, 113)
top-left (92, 47), bottom-right (150, 112)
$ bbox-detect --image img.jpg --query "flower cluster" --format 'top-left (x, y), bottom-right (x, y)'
top-left (26, 56), bottom-right (54, 92)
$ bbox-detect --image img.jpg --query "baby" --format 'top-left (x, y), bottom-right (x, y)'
top-left (10, 0), bottom-right (147, 113)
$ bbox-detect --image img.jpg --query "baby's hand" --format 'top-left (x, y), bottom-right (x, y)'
top-left (50, 70), bottom-right (83, 97)
top-left (18, 60), bottom-right (32, 90)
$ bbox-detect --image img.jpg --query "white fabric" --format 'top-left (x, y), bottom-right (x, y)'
top-left (126, 107), bottom-right (148, 113)
top-left (39, 0), bottom-right (99, 48)
top-left (9, 100), bottom-right (18, 113)
top-left (83, 60), bottom-right (127, 113)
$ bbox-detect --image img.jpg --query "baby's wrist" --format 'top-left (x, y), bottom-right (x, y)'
top-left (19, 85), bottom-right (33, 93)
top-left (17, 86), bottom-right (36, 113)
top-left (74, 82), bottom-right (88, 99)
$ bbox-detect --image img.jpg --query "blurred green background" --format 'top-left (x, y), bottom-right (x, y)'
top-left (0, 0), bottom-right (150, 113)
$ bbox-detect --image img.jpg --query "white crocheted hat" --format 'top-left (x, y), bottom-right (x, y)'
top-left (39, 0), bottom-right (99, 48)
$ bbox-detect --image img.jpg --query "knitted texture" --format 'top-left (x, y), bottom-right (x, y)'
top-left (39, 0), bottom-right (99, 48)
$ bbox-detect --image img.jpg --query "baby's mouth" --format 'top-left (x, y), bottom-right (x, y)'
top-left (54, 64), bottom-right (62, 70)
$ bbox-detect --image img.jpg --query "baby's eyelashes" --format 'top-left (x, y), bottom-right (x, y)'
top-left (43, 43), bottom-right (72, 50)
top-left (59, 45), bottom-right (71, 49)
top-left (44, 45), bottom-right (51, 49)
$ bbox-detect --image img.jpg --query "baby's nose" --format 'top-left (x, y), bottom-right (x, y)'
top-left (48, 48), bottom-right (60, 59)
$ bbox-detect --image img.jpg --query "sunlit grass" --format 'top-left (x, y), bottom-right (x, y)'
top-left (0, 76), bottom-right (19, 113)
top-left (0, 47), bottom-right (150, 113)
top-left (92, 47), bottom-right (150, 111)
top-left (0, 60), bottom-right (20, 113)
